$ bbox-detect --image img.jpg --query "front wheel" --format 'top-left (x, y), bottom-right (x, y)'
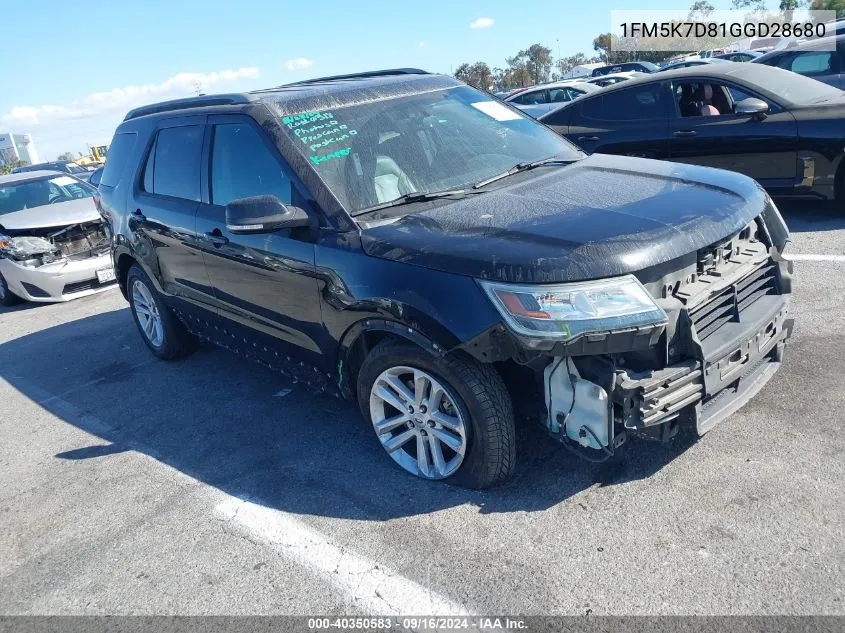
top-left (126, 265), bottom-right (198, 360)
top-left (357, 340), bottom-right (516, 489)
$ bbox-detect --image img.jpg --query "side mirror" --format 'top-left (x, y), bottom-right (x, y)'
top-left (734, 97), bottom-right (769, 117)
top-left (225, 195), bottom-right (310, 234)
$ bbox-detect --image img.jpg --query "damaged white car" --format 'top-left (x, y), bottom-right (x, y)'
top-left (0, 170), bottom-right (115, 305)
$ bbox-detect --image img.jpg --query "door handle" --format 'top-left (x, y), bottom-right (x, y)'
top-left (673, 130), bottom-right (697, 137)
top-left (131, 208), bottom-right (147, 222)
top-left (578, 136), bottom-right (600, 142)
top-left (205, 229), bottom-right (229, 247)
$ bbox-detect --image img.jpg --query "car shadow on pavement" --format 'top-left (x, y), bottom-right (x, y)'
top-left (0, 309), bottom-right (697, 519)
top-left (777, 199), bottom-right (845, 233)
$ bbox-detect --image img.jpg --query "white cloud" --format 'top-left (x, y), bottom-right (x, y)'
top-left (284, 57), bottom-right (314, 71)
top-left (419, 40), bottom-right (427, 48)
top-left (0, 67), bottom-right (261, 160)
top-left (469, 17), bottom-right (494, 29)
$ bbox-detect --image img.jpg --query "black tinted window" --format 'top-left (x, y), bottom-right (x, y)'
top-left (210, 123), bottom-right (291, 206)
top-left (100, 132), bottom-right (137, 187)
top-left (511, 90), bottom-right (548, 105)
top-left (150, 126), bottom-right (203, 201)
top-left (141, 136), bottom-right (156, 194)
top-left (581, 85), bottom-right (666, 121)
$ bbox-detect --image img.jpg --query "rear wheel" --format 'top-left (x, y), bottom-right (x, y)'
top-left (127, 265), bottom-right (198, 359)
top-left (357, 340), bottom-right (516, 489)
top-left (0, 272), bottom-right (22, 307)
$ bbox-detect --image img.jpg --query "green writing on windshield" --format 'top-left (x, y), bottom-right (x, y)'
top-left (283, 110), bottom-right (358, 167)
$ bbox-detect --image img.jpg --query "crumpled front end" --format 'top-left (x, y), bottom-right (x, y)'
top-left (0, 221), bottom-right (116, 302)
top-left (462, 199), bottom-right (793, 458)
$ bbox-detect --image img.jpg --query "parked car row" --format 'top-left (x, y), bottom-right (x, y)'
top-left (538, 62), bottom-right (844, 202)
top-left (752, 33), bottom-right (845, 89)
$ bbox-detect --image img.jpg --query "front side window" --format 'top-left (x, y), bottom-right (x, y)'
top-left (0, 175), bottom-right (95, 215)
top-left (675, 81), bottom-right (738, 117)
top-left (145, 125), bottom-right (203, 201)
top-left (269, 86), bottom-right (582, 214)
top-left (210, 123), bottom-right (292, 206)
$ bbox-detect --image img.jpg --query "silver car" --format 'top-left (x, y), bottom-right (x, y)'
top-left (0, 170), bottom-right (116, 305)
top-left (504, 81), bottom-right (600, 117)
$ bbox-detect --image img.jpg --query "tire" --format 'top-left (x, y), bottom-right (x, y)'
top-left (126, 264), bottom-right (198, 360)
top-left (0, 271), bottom-right (23, 307)
top-left (357, 339), bottom-right (516, 489)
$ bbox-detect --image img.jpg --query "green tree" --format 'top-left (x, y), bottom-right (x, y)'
top-left (525, 44), bottom-right (553, 84)
top-left (454, 61), bottom-right (494, 90)
top-left (504, 51), bottom-right (533, 87)
top-left (689, 0), bottom-right (716, 17)
top-left (553, 53), bottom-right (602, 80)
top-left (731, 0), bottom-right (768, 11)
top-left (0, 158), bottom-right (28, 175)
top-left (807, 0), bottom-right (845, 17)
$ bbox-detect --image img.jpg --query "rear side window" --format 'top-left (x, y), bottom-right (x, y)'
top-left (143, 126), bottom-right (203, 201)
top-left (210, 123), bottom-right (292, 206)
top-left (100, 132), bottom-right (137, 187)
top-left (581, 85), bottom-right (667, 121)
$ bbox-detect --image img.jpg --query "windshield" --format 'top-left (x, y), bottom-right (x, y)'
top-left (65, 163), bottom-right (86, 173)
top-left (273, 86), bottom-right (582, 214)
top-left (0, 175), bottom-right (95, 216)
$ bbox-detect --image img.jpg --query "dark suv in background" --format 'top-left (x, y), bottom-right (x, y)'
top-left (752, 34), bottom-right (845, 89)
top-left (98, 69), bottom-right (793, 488)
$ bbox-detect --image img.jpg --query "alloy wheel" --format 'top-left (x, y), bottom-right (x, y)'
top-left (131, 279), bottom-right (164, 348)
top-left (369, 365), bottom-right (468, 479)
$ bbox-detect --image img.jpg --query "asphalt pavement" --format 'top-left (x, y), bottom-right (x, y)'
top-left (1, 201), bottom-right (843, 615)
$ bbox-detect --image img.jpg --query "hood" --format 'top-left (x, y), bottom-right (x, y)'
top-left (360, 153), bottom-right (770, 283)
top-left (0, 198), bottom-right (100, 232)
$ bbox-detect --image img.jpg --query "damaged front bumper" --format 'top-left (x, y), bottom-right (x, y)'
top-left (465, 211), bottom-right (795, 457)
top-left (615, 291), bottom-right (792, 437)
top-left (0, 252), bottom-right (116, 302)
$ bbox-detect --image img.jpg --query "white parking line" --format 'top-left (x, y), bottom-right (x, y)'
top-left (785, 254), bottom-right (845, 262)
top-left (8, 376), bottom-right (470, 617)
top-left (216, 497), bottom-right (471, 617)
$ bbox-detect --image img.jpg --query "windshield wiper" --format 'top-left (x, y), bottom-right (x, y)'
top-left (353, 189), bottom-right (485, 216)
top-left (472, 156), bottom-right (581, 189)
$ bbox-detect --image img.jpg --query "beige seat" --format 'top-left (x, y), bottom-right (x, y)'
top-left (374, 155), bottom-right (415, 203)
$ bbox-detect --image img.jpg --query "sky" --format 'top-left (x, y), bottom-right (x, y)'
top-left (1, 0), bottom-right (746, 161)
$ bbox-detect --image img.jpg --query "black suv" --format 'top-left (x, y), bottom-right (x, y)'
top-left (100, 69), bottom-right (793, 488)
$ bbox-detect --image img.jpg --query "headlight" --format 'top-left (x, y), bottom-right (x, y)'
top-left (479, 275), bottom-right (667, 341)
top-left (0, 233), bottom-right (60, 264)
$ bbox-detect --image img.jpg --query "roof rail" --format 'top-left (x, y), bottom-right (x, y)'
top-left (276, 68), bottom-right (429, 88)
top-left (123, 94), bottom-right (253, 121)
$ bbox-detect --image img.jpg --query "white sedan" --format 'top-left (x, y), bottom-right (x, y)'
top-left (0, 170), bottom-right (116, 305)
top-left (504, 81), bottom-right (601, 117)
